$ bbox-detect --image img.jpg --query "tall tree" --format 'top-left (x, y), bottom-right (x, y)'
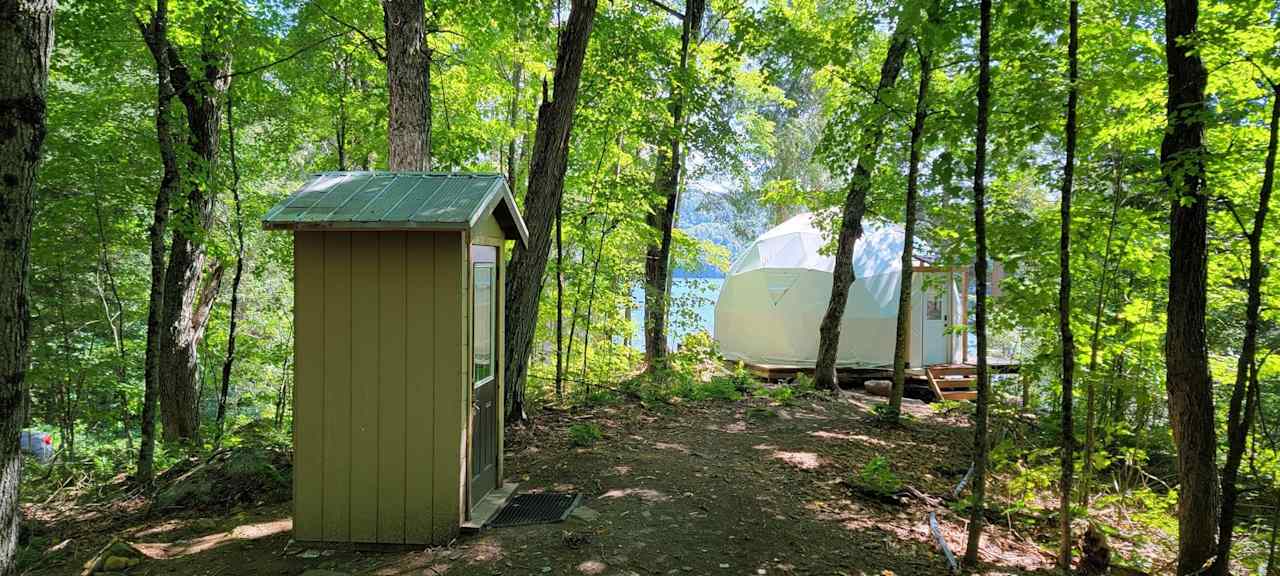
top-left (888, 36), bottom-right (934, 420)
top-left (643, 0), bottom-right (706, 368)
top-left (139, 2), bottom-right (231, 444)
top-left (814, 23), bottom-right (912, 390)
top-left (1056, 0), bottom-right (1080, 570)
top-left (0, 0), bottom-right (54, 570)
top-left (384, 0), bottom-right (430, 171)
top-left (503, 0), bottom-right (599, 421)
top-left (963, 0), bottom-right (993, 565)
top-left (1161, 0), bottom-right (1218, 572)
top-left (1212, 82), bottom-right (1278, 576)
top-left (135, 0), bottom-right (177, 480)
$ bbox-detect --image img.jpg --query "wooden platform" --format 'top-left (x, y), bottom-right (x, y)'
top-left (732, 360), bottom-right (1017, 403)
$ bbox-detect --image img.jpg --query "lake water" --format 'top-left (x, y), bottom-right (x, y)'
top-left (629, 278), bottom-right (723, 349)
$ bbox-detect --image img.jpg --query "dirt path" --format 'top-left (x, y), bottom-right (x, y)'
top-left (24, 393), bottom-right (1056, 575)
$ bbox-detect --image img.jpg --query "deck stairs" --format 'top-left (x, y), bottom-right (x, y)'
top-left (926, 365), bottom-right (978, 402)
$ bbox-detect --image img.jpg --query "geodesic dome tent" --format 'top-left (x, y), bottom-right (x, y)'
top-left (714, 212), bottom-right (963, 369)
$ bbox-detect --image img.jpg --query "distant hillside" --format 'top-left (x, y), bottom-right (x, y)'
top-left (675, 180), bottom-right (769, 279)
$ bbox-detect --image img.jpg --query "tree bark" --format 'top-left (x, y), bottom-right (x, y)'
top-left (1211, 85), bottom-right (1278, 576)
top-left (503, 0), bottom-right (598, 421)
top-left (1057, 0), bottom-right (1080, 570)
top-left (815, 27), bottom-right (911, 390)
top-left (644, 0), bottom-right (706, 367)
top-left (336, 50), bottom-right (348, 171)
top-left (555, 200), bottom-right (564, 401)
top-left (157, 41), bottom-right (230, 445)
top-left (1161, 0), bottom-right (1218, 572)
top-left (507, 21), bottom-right (524, 189)
top-left (0, 0), bottom-right (53, 570)
top-left (215, 89), bottom-right (245, 449)
top-left (889, 41), bottom-right (933, 420)
top-left (963, 0), bottom-right (993, 566)
top-left (135, 0), bottom-right (176, 481)
top-left (384, 0), bottom-right (430, 171)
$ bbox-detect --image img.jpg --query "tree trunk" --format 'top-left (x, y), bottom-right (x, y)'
top-left (215, 89), bottom-right (245, 449)
top-left (1057, 0), bottom-right (1080, 570)
top-left (889, 41), bottom-right (933, 420)
top-left (93, 193), bottom-right (132, 450)
top-left (507, 23), bottom-right (524, 189)
top-left (336, 51), bottom-right (348, 171)
top-left (1267, 488), bottom-right (1279, 576)
top-left (1212, 85), bottom-right (1278, 576)
top-left (158, 43), bottom-right (230, 445)
top-left (1161, 0), bottom-right (1218, 572)
top-left (644, 0), bottom-right (706, 368)
top-left (0, 0), bottom-right (53, 570)
top-left (135, 0), bottom-right (177, 480)
top-left (555, 201), bottom-right (564, 401)
top-left (1081, 152), bottom-right (1125, 507)
top-left (815, 27), bottom-right (911, 390)
top-left (582, 219), bottom-right (617, 381)
top-left (384, 0), bottom-right (430, 171)
top-left (963, 0), bottom-right (993, 566)
top-left (503, 0), bottom-right (598, 422)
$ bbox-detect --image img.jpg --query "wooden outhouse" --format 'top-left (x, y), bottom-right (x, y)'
top-left (263, 172), bottom-right (528, 545)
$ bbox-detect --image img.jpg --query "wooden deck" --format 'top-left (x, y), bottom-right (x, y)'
top-left (731, 360), bottom-right (1017, 402)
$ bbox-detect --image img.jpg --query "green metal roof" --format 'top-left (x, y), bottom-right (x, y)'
top-left (262, 172), bottom-right (528, 246)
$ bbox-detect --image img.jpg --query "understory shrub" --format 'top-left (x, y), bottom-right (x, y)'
top-left (852, 456), bottom-right (902, 498)
top-left (568, 423), bottom-right (603, 447)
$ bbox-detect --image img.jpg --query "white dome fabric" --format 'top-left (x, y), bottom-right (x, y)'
top-left (715, 212), bottom-right (948, 368)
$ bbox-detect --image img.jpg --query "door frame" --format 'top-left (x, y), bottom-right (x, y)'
top-left (911, 266), bottom-right (963, 367)
top-left (466, 239), bottom-right (504, 517)
top-left (921, 273), bottom-right (949, 365)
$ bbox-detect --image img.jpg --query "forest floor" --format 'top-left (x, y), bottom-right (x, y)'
top-left (22, 390), bottom-right (1066, 576)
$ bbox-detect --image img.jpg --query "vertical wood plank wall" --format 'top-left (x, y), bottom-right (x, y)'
top-left (377, 233), bottom-right (407, 542)
top-left (293, 233), bottom-right (325, 542)
top-left (293, 230), bottom-right (468, 545)
top-left (433, 232), bottom-right (466, 539)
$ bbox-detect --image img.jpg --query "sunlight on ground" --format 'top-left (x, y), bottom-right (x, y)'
top-left (752, 443), bottom-right (825, 470)
top-left (468, 538), bottom-right (505, 562)
top-left (771, 450), bottom-right (824, 470)
top-left (133, 518), bottom-right (291, 559)
top-left (653, 442), bottom-right (689, 452)
top-left (808, 430), bottom-right (858, 441)
top-left (576, 559), bottom-right (608, 574)
top-left (600, 487), bottom-right (670, 503)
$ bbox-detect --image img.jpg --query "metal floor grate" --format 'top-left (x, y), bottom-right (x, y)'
top-left (487, 492), bottom-right (581, 528)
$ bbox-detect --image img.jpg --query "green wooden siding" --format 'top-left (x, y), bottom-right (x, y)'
top-left (293, 230), bottom-right (469, 545)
